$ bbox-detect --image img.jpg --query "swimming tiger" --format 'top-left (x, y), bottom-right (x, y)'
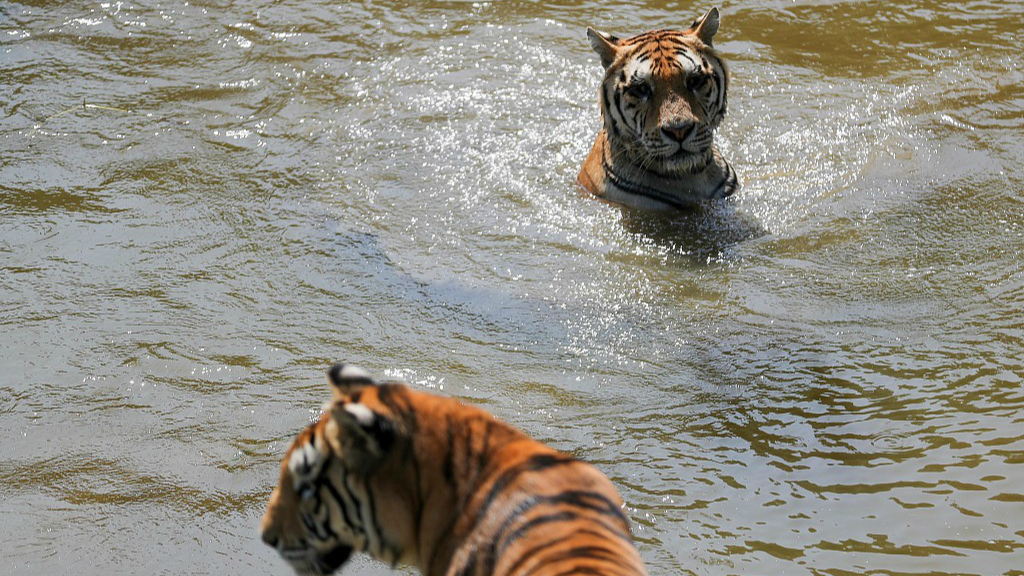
top-left (578, 7), bottom-right (739, 210)
top-left (260, 363), bottom-right (649, 576)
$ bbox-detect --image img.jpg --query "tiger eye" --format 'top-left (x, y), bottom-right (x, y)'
top-left (687, 73), bottom-right (710, 91)
top-left (625, 83), bottom-right (652, 99)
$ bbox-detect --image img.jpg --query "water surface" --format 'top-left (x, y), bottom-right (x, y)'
top-left (2, 1), bottom-right (1023, 575)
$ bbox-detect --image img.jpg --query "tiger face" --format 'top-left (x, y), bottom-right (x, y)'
top-left (260, 365), bottom-right (404, 576)
top-left (588, 7), bottom-right (727, 175)
top-left (260, 426), bottom-right (356, 575)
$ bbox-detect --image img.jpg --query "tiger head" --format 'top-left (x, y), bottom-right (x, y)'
top-left (259, 364), bottom-right (411, 575)
top-left (587, 7), bottom-right (728, 176)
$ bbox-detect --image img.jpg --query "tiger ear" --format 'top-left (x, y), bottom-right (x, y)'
top-left (688, 6), bottom-right (721, 46)
top-left (587, 27), bottom-right (620, 69)
top-left (327, 362), bottom-right (376, 399)
top-left (328, 400), bottom-right (396, 458)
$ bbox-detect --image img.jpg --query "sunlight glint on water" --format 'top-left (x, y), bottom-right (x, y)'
top-left (1, 1), bottom-right (1022, 575)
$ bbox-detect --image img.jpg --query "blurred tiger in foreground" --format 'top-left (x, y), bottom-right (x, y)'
top-left (578, 7), bottom-right (739, 210)
top-left (260, 363), bottom-right (649, 576)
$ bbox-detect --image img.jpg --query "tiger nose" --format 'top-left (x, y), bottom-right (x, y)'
top-left (661, 121), bottom-right (695, 142)
top-left (260, 521), bottom-right (279, 548)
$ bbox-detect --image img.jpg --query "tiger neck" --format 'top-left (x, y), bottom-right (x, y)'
top-left (578, 130), bottom-right (738, 210)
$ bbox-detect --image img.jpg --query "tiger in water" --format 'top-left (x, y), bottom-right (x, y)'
top-left (578, 7), bottom-right (739, 210)
top-left (260, 363), bottom-right (649, 576)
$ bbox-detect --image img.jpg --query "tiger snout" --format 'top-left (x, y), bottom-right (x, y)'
top-left (260, 517), bottom-right (354, 576)
top-left (660, 120), bottom-right (697, 143)
top-left (643, 118), bottom-right (706, 158)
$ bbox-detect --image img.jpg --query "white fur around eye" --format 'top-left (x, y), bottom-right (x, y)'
top-left (344, 403), bottom-right (375, 427)
top-left (624, 60), bottom-right (652, 84)
top-left (288, 441), bottom-right (323, 479)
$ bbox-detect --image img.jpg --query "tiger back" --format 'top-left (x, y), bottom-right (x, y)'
top-left (260, 363), bottom-right (649, 576)
top-left (578, 7), bottom-right (739, 210)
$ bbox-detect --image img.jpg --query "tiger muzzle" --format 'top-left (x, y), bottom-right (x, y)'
top-left (661, 121), bottom-right (696, 143)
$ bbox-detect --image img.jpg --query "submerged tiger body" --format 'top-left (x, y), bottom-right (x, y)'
top-left (578, 7), bottom-right (739, 210)
top-left (260, 364), bottom-right (649, 576)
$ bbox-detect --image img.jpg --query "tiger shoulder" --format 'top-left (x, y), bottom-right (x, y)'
top-left (578, 7), bottom-right (740, 210)
top-left (260, 363), bottom-right (650, 576)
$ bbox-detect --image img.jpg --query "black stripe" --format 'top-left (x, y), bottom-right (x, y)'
top-left (365, 476), bottom-right (402, 566)
top-left (318, 501), bottom-right (341, 540)
top-left (495, 511), bottom-right (577, 555)
top-left (341, 466), bottom-right (367, 533)
top-left (611, 90), bottom-right (625, 124)
top-left (602, 159), bottom-right (694, 210)
top-left (612, 91), bottom-right (633, 134)
top-left (478, 499), bottom-right (560, 576)
top-left (551, 567), bottom-right (624, 576)
top-left (391, 391), bottom-right (425, 552)
top-left (323, 478), bottom-right (361, 531)
top-left (549, 491), bottom-right (630, 525)
top-left (712, 66), bottom-right (725, 116)
top-left (498, 533), bottom-right (576, 576)
top-left (526, 545), bottom-right (627, 576)
top-left (301, 512), bottom-right (322, 538)
top-left (544, 545), bottom-right (622, 564)
top-left (468, 454), bottom-right (577, 536)
top-left (490, 490), bottom-right (632, 558)
top-left (442, 412), bottom-right (457, 483)
top-left (710, 161), bottom-right (738, 199)
top-left (363, 476), bottom-right (383, 556)
top-left (317, 449), bottom-right (365, 535)
top-left (499, 528), bottom-right (635, 576)
top-left (452, 548), bottom-right (477, 576)
top-left (608, 116), bottom-right (622, 138)
top-left (654, 59), bottom-right (683, 73)
top-left (375, 383), bottom-right (401, 407)
top-left (659, 38), bottom-right (691, 51)
top-left (620, 30), bottom-right (681, 46)
top-left (720, 65), bottom-right (729, 115)
top-left (601, 81), bottom-right (621, 138)
top-left (675, 49), bottom-right (698, 70)
top-left (430, 413), bottom-right (467, 573)
top-left (303, 494), bottom-right (340, 541)
top-left (475, 419), bottom-right (494, 480)
top-left (413, 453), bottom-right (425, 553)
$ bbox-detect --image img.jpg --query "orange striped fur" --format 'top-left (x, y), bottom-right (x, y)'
top-left (578, 7), bottom-right (739, 210)
top-left (260, 364), bottom-right (649, 576)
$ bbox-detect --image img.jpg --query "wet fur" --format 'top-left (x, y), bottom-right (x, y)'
top-left (261, 364), bottom-right (649, 576)
top-left (578, 7), bottom-right (739, 210)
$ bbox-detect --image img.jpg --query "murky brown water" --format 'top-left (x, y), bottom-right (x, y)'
top-left (2, 1), bottom-right (1023, 575)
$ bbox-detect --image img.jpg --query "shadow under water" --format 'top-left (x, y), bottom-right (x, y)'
top-left (616, 198), bottom-right (769, 263)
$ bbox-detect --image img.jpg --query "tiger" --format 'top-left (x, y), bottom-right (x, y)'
top-left (260, 363), bottom-right (650, 576)
top-left (577, 7), bottom-right (739, 210)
